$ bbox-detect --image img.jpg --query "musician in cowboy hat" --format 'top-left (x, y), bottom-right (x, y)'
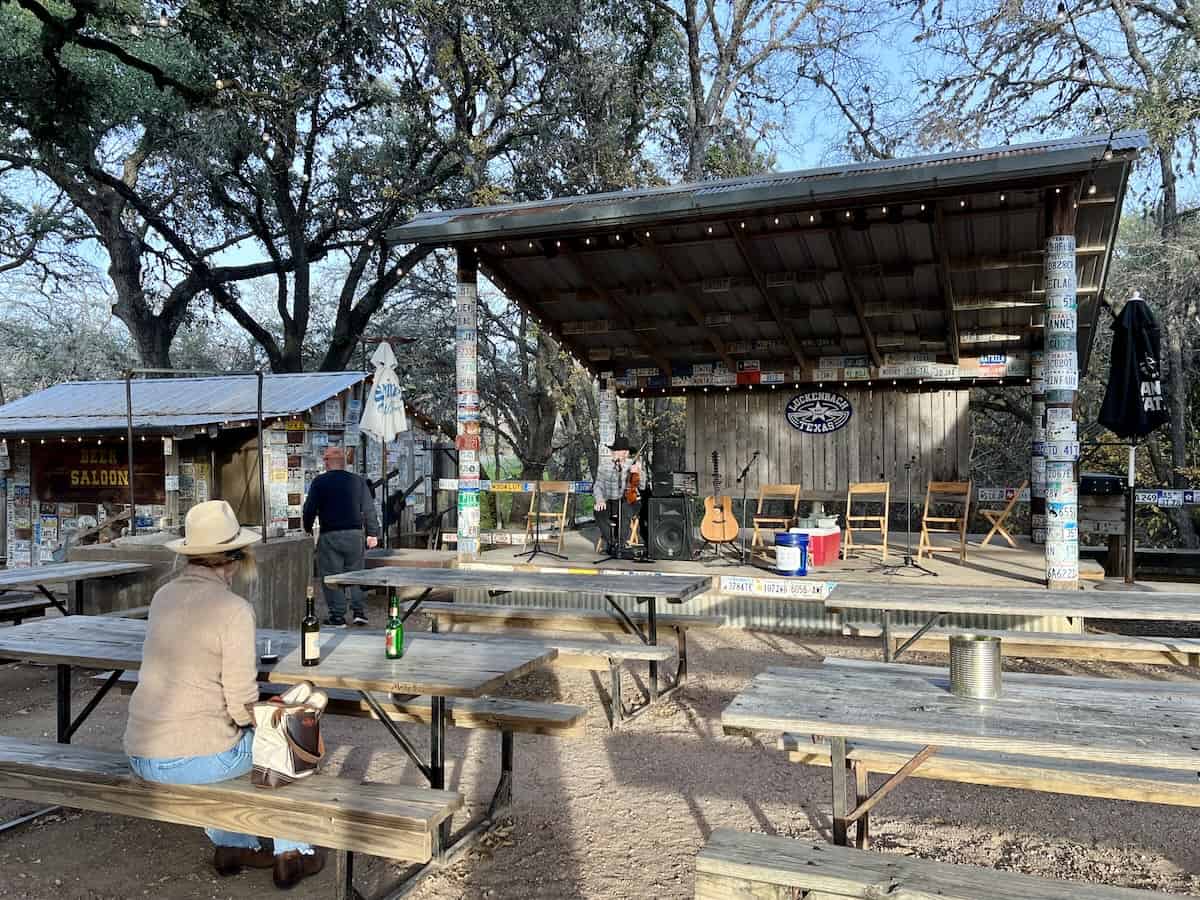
top-left (124, 501), bottom-right (325, 888)
top-left (593, 436), bottom-right (643, 554)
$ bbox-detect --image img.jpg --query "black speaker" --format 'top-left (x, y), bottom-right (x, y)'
top-left (647, 497), bottom-right (692, 560)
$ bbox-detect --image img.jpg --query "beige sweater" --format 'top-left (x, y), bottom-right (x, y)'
top-left (124, 564), bottom-right (260, 759)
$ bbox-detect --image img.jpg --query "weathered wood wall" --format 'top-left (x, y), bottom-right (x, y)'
top-left (684, 388), bottom-right (971, 499)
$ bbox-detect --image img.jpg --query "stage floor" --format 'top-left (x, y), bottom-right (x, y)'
top-left (474, 528), bottom-right (1100, 589)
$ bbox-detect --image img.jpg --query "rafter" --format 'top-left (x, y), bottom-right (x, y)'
top-left (556, 253), bottom-right (673, 377)
top-left (827, 229), bottom-right (883, 368)
top-left (727, 222), bottom-right (808, 367)
top-left (930, 208), bottom-right (961, 363)
top-left (641, 237), bottom-right (738, 371)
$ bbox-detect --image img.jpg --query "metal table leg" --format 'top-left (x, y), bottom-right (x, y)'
top-left (72, 581), bottom-right (84, 616)
top-left (57, 665), bottom-right (71, 743)
top-left (430, 695), bottom-right (448, 856)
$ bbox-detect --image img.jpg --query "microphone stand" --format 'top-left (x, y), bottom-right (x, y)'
top-left (735, 451), bottom-right (760, 566)
top-left (874, 458), bottom-right (937, 577)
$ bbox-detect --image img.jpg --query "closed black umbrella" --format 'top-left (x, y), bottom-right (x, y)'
top-left (1097, 291), bottom-right (1169, 586)
top-left (1099, 291), bottom-right (1169, 437)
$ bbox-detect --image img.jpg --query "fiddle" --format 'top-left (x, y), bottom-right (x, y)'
top-left (623, 441), bottom-right (650, 504)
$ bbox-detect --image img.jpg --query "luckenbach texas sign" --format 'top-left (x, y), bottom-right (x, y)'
top-left (784, 391), bottom-right (853, 435)
top-left (34, 442), bottom-right (166, 504)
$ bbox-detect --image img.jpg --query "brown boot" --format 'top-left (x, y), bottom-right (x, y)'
top-left (213, 845), bottom-right (275, 876)
top-left (273, 848), bottom-right (327, 890)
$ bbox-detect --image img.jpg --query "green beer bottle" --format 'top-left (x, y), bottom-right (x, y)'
top-left (385, 591), bottom-right (403, 659)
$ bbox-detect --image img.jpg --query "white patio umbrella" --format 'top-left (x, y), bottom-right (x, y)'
top-left (360, 342), bottom-right (408, 547)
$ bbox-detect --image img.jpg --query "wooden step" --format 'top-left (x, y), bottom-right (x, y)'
top-left (103, 672), bottom-right (587, 737)
top-left (844, 624), bottom-right (1200, 666)
top-left (421, 601), bottom-right (724, 635)
top-left (0, 735), bottom-right (461, 862)
top-left (696, 828), bottom-right (1169, 899)
top-left (776, 734), bottom-right (1200, 807)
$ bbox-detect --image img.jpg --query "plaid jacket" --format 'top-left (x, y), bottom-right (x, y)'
top-left (593, 459), bottom-right (635, 502)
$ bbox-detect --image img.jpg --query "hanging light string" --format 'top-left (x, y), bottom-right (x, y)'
top-left (1056, 1), bottom-right (1116, 165)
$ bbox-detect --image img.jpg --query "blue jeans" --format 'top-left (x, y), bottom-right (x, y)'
top-left (128, 729), bottom-right (313, 855)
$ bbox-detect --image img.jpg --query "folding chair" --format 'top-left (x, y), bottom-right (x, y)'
top-left (842, 482), bottom-right (890, 561)
top-left (917, 480), bottom-right (973, 562)
top-left (525, 486), bottom-right (571, 554)
top-left (980, 480), bottom-right (1028, 548)
top-left (751, 484), bottom-right (802, 549)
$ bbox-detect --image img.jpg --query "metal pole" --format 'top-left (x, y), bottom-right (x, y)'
top-left (1125, 441), bottom-right (1136, 584)
top-left (381, 440), bottom-right (389, 549)
top-left (257, 371), bottom-right (268, 542)
top-left (125, 372), bottom-right (136, 536)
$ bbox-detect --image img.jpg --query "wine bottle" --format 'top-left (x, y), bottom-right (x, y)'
top-left (385, 591), bottom-right (403, 659)
top-left (301, 586), bottom-right (320, 667)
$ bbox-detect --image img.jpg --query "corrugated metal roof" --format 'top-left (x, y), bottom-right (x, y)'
top-left (0, 372), bottom-right (367, 435)
top-left (388, 131), bottom-right (1148, 244)
top-left (385, 131), bottom-right (1146, 386)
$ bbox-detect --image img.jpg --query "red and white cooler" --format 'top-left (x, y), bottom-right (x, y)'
top-left (794, 527), bottom-right (841, 568)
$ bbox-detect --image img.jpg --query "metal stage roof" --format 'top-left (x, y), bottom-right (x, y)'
top-left (390, 132), bottom-right (1146, 395)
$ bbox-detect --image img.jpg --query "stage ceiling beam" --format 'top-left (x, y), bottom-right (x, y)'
top-left (828, 228), bottom-right (883, 368)
top-left (931, 207), bottom-right (961, 363)
top-left (727, 222), bottom-right (809, 367)
top-left (641, 236), bottom-right (738, 371)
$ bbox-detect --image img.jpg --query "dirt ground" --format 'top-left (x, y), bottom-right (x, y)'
top-left (2, 609), bottom-right (1200, 899)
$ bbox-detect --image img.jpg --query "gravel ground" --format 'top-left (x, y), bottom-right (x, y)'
top-left (1, 616), bottom-right (1199, 899)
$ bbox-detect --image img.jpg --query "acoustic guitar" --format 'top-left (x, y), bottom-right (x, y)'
top-left (700, 451), bottom-right (739, 544)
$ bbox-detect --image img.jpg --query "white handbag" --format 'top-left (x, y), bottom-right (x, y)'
top-left (250, 681), bottom-right (328, 788)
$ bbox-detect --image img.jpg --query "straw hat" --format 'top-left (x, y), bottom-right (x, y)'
top-left (167, 500), bottom-right (260, 556)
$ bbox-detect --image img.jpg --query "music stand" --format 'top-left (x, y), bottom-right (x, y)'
top-left (514, 480), bottom-right (567, 563)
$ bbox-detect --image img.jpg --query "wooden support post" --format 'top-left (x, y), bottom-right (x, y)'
top-left (455, 248), bottom-right (481, 563)
top-left (1043, 186), bottom-right (1080, 590)
top-left (830, 736), bottom-right (849, 846)
top-left (1031, 343), bottom-right (1046, 545)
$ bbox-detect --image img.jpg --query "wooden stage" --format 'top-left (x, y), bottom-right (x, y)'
top-left (470, 528), bottom-right (1102, 590)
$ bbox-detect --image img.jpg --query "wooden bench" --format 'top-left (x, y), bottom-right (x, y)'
top-left (696, 828), bottom-right (1168, 899)
top-left (0, 735), bottom-right (461, 900)
top-left (776, 733), bottom-right (1200, 809)
top-left (419, 631), bottom-right (674, 727)
top-left (0, 595), bottom-right (51, 625)
top-left (420, 601), bottom-right (724, 726)
top-left (106, 671), bottom-right (586, 738)
top-left (845, 623), bottom-right (1200, 667)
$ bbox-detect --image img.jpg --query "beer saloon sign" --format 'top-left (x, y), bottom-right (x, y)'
top-left (34, 441), bottom-right (166, 504)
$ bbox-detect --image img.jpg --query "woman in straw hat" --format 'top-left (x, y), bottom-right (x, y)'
top-left (124, 500), bottom-right (325, 889)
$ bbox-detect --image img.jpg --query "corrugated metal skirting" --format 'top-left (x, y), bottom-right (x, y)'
top-left (453, 587), bottom-right (1080, 636)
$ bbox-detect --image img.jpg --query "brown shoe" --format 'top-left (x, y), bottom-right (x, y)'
top-left (213, 845), bottom-right (275, 876)
top-left (273, 848), bottom-right (327, 890)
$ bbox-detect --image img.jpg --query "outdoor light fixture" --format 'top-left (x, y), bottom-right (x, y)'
top-left (1103, 144), bottom-right (1114, 161)
top-left (1087, 177), bottom-right (1098, 196)
top-left (585, 237), bottom-right (591, 245)
top-left (1056, 1), bottom-right (1067, 21)
top-left (809, 214), bottom-right (815, 223)
top-left (500, 244), bottom-right (506, 252)
top-left (645, 231), bottom-right (650, 237)
top-left (707, 226), bottom-right (713, 234)
top-left (740, 222), bottom-right (745, 229)
top-left (920, 203), bottom-right (926, 211)
top-left (959, 199), bottom-right (967, 208)
top-left (773, 217), bottom-right (779, 225)
top-left (528, 241), bottom-right (533, 248)
top-left (881, 206), bottom-right (887, 214)
top-left (999, 193), bottom-right (1006, 202)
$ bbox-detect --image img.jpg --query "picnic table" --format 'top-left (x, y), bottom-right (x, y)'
top-left (326, 566), bottom-right (712, 696)
top-left (0, 561), bottom-right (152, 617)
top-left (824, 582), bottom-right (1200, 661)
top-left (723, 658), bottom-right (1200, 846)
top-left (0, 614), bottom-right (555, 856)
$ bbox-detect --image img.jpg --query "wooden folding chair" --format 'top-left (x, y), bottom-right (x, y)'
top-left (751, 484), bottom-right (802, 549)
top-left (980, 480), bottom-right (1029, 548)
top-left (917, 480), bottom-right (973, 562)
top-left (525, 485), bottom-right (571, 554)
top-left (842, 482), bottom-right (890, 561)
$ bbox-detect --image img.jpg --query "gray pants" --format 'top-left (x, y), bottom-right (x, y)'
top-left (317, 529), bottom-right (366, 619)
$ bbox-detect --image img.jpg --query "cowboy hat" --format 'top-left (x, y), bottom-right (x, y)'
top-left (607, 436), bottom-right (632, 452)
top-left (167, 500), bottom-right (261, 556)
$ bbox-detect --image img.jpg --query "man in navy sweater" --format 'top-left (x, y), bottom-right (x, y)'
top-left (302, 446), bottom-right (380, 627)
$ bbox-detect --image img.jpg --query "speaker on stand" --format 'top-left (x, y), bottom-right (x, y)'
top-left (646, 496), bottom-right (693, 561)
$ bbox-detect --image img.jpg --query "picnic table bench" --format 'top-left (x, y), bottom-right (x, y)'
top-left (0, 594), bottom-right (51, 625)
top-left (845, 623), bottom-right (1200, 667)
top-left (0, 736), bottom-right (461, 881)
top-left (0, 615), bottom-right (557, 897)
top-left (825, 581), bottom-right (1200, 662)
top-left (421, 601), bottom-right (723, 726)
top-left (723, 658), bottom-right (1200, 848)
top-left (696, 829), bottom-right (1169, 899)
top-left (0, 561), bottom-right (152, 617)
